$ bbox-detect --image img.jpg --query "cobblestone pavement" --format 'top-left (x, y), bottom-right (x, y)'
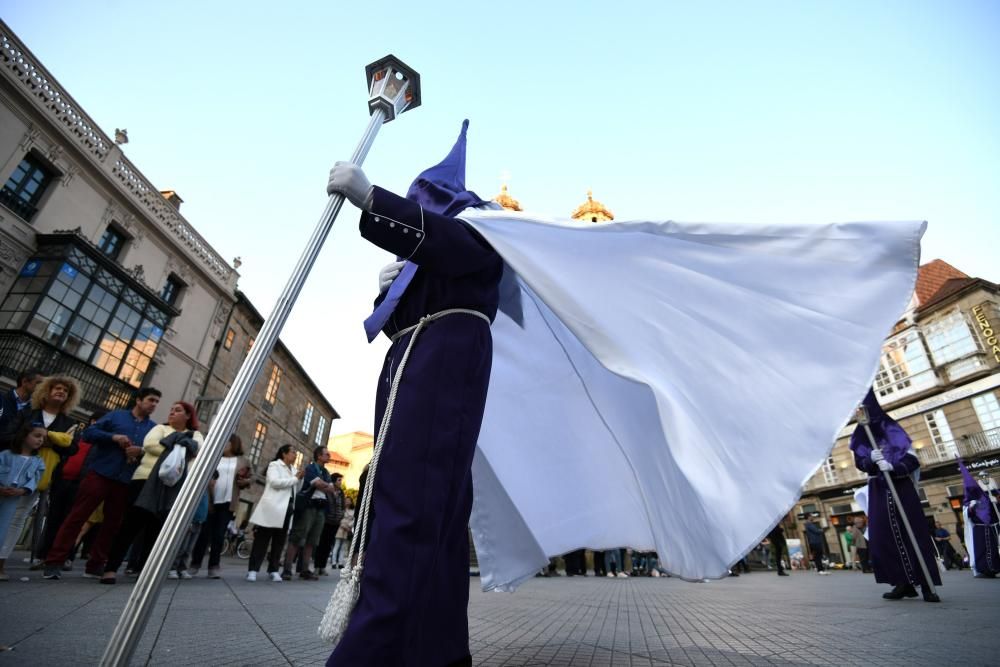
top-left (0, 553), bottom-right (996, 666)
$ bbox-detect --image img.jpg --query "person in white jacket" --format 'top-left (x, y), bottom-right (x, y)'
top-left (246, 445), bottom-right (302, 582)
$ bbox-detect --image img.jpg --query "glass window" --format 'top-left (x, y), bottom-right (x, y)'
top-left (264, 365), bottom-right (282, 404)
top-left (315, 415), bottom-right (327, 446)
top-left (924, 409), bottom-right (958, 462)
top-left (249, 422), bottom-right (268, 465)
top-left (97, 227), bottom-right (127, 260)
top-left (923, 310), bottom-right (983, 365)
top-left (821, 456), bottom-right (839, 486)
top-left (972, 392), bottom-right (1000, 431)
top-left (302, 402), bottom-right (314, 435)
top-left (874, 328), bottom-right (937, 401)
top-left (224, 328), bottom-right (235, 350)
top-left (1, 154), bottom-right (54, 222)
top-left (160, 276), bottom-right (183, 305)
top-left (11, 251), bottom-right (171, 387)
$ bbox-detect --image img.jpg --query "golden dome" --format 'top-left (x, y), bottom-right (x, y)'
top-left (493, 183), bottom-right (523, 211)
top-left (571, 189), bottom-right (614, 223)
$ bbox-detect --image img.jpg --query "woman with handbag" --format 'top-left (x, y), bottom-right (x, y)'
top-left (189, 434), bottom-right (251, 578)
top-left (100, 401), bottom-right (203, 584)
top-left (246, 445), bottom-right (302, 582)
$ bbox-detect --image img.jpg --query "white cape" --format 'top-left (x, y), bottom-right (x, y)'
top-left (458, 211), bottom-right (925, 589)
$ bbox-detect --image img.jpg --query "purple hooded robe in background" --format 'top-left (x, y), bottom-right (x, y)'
top-left (960, 460), bottom-right (1000, 577)
top-left (327, 122), bottom-right (503, 667)
top-left (850, 389), bottom-right (941, 589)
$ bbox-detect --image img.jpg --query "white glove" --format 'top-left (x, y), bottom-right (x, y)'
top-left (327, 161), bottom-right (374, 211)
top-left (378, 260), bottom-right (406, 293)
top-left (969, 499), bottom-right (978, 508)
top-left (876, 458), bottom-right (893, 472)
top-left (870, 448), bottom-right (884, 463)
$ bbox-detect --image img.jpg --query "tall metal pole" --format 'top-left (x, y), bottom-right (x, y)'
top-left (99, 107), bottom-right (386, 667)
top-left (859, 422), bottom-right (938, 597)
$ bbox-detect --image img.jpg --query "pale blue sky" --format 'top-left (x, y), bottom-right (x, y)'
top-left (4, 2), bottom-right (999, 432)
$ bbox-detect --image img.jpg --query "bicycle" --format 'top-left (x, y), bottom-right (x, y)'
top-left (222, 530), bottom-right (252, 559)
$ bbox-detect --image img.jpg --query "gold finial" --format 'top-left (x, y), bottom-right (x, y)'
top-left (493, 181), bottom-right (522, 211)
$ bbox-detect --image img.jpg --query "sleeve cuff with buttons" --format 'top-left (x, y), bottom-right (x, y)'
top-left (359, 186), bottom-right (427, 260)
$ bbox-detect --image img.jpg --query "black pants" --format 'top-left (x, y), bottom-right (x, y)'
top-left (856, 546), bottom-right (870, 572)
top-left (105, 508), bottom-right (164, 574)
top-left (592, 550), bottom-right (607, 576)
top-left (191, 503), bottom-right (231, 569)
top-left (772, 537), bottom-right (788, 573)
top-left (314, 522), bottom-right (337, 570)
top-left (37, 477), bottom-right (81, 561)
top-left (249, 511), bottom-right (291, 573)
top-left (810, 544), bottom-right (825, 571)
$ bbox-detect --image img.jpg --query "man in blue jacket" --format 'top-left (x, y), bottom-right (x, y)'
top-left (43, 387), bottom-right (161, 580)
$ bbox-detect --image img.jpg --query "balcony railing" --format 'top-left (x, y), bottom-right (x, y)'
top-left (916, 426), bottom-right (1000, 467)
top-left (0, 330), bottom-right (135, 413)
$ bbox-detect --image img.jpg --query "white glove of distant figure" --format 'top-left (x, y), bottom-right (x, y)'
top-left (876, 458), bottom-right (893, 472)
top-left (379, 260), bottom-right (406, 293)
top-left (870, 448), bottom-right (884, 463)
top-left (327, 161), bottom-right (374, 211)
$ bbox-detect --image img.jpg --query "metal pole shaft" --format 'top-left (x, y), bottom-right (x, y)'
top-left (100, 107), bottom-right (387, 667)
top-left (861, 423), bottom-right (938, 595)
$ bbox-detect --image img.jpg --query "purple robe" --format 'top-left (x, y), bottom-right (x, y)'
top-left (967, 500), bottom-right (1000, 576)
top-left (853, 450), bottom-right (942, 588)
top-left (328, 187), bottom-right (502, 667)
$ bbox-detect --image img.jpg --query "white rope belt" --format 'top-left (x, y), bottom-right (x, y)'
top-left (318, 307), bottom-right (490, 645)
top-left (389, 307), bottom-right (491, 343)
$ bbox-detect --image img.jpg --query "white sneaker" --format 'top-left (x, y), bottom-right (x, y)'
top-left (167, 571), bottom-right (179, 580)
top-left (269, 572), bottom-right (283, 582)
top-left (245, 571), bottom-right (257, 582)
top-left (651, 570), bottom-right (661, 578)
top-left (606, 572), bottom-right (614, 578)
top-left (616, 572), bottom-right (629, 578)
top-left (180, 571), bottom-right (193, 580)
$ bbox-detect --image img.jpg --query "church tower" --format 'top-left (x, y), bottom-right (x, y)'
top-left (571, 190), bottom-right (614, 223)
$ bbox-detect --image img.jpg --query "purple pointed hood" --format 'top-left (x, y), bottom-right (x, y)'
top-left (405, 119), bottom-right (487, 217)
top-left (849, 388), bottom-right (911, 465)
top-left (959, 459), bottom-right (991, 523)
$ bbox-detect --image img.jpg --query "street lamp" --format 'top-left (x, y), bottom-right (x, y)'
top-left (366, 55), bottom-right (421, 122)
top-left (100, 55), bottom-right (421, 667)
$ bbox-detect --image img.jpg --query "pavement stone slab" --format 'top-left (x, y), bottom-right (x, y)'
top-left (0, 554), bottom-right (997, 666)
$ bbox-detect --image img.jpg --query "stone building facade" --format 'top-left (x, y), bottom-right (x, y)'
top-left (198, 291), bottom-right (338, 524)
top-left (796, 259), bottom-right (1000, 566)
top-left (0, 20), bottom-right (237, 418)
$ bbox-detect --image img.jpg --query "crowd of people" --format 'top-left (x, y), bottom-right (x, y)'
top-left (0, 366), bottom-right (996, 600)
top-left (0, 368), bottom-right (353, 584)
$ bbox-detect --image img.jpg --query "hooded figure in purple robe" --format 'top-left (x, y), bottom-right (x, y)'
top-left (960, 460), bottom-right (999, 578)
top-left (850, 389), bottom-right (941, 601)
top-left (325, 121), bottom-right (502, 667)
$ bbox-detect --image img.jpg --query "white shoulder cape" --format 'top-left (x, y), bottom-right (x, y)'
top-left (457, 211), bottom-right (925, 590)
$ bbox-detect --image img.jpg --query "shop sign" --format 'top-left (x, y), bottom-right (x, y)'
top-left (972, 304), bottom-right (1000, 363)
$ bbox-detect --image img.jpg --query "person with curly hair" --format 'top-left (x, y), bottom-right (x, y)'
top-left (1, 375), bottom-right (82, 565)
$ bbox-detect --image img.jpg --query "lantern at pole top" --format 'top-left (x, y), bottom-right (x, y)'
top-left (366, 55), bottom-right (421, 122)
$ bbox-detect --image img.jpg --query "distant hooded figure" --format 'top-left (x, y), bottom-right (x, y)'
top-left (851, 389), bottom-right (941, 601)
top-left (960, 460), bottom-right (999, 578)
top-left (325, 120), bottom-right (503, 667)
